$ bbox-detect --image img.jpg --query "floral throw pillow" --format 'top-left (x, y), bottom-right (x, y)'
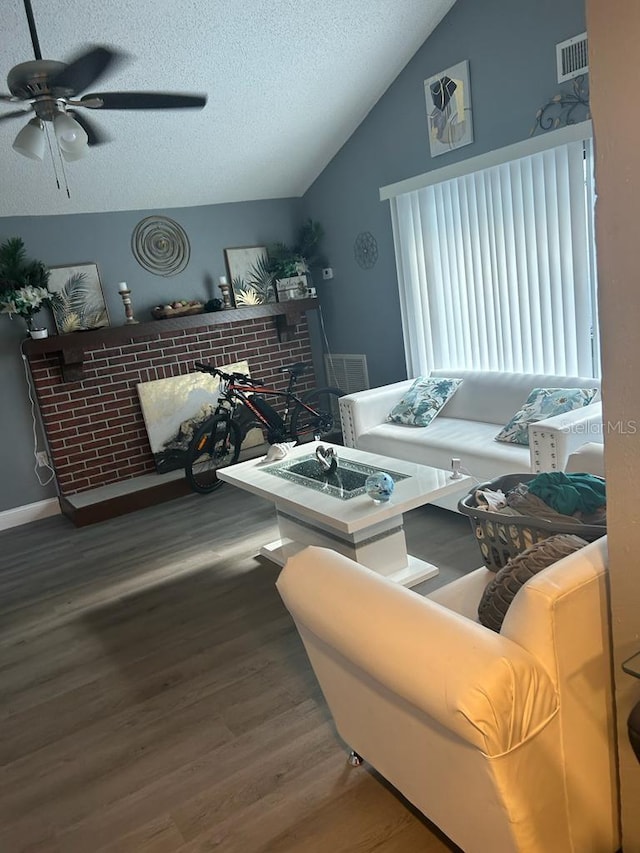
top-left (495, 387), bottom-right (599, 446)
top-left (387, 377), bottom-right (462, 427)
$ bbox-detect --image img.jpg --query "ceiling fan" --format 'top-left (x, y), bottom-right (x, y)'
top-left (1, 0), bottom-right (207, 162)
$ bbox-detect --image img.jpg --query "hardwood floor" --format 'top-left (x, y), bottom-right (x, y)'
top-left (0, 487), bottom-right (480, 852)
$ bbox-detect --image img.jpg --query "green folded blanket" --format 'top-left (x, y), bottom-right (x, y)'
top-left (527, 471), bottom-right (606, 516)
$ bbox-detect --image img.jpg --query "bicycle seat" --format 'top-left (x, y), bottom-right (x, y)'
top-left (282, 362), bottom-right (308, 379)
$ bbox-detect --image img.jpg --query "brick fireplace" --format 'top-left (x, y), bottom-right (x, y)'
top-left (24, 303), bottom-right (317, 522)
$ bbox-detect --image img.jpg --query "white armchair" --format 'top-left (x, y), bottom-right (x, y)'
top-left (277, 538), bottom-right (618, 852)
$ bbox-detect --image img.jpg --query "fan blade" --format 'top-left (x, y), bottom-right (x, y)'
top-left (68, 110), bottom-right (110, 146)
top-left (0, 109), bottom-right (31, 122)
top-left (50, 46), bottom-right (122, 96)
top-left (80, 91), bottom-right (207, 110)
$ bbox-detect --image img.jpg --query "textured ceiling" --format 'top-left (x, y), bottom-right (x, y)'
top-left (0, 0), bottom-right (455, 217)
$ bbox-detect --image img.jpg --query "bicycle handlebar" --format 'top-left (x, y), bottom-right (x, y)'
top-left (193, 361), bottom-right (260, 386)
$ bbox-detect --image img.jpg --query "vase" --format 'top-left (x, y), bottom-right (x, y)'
top-left (24, 316), bottom-right (48, 338)
top-left (364, 472), bottom-right (395, 503)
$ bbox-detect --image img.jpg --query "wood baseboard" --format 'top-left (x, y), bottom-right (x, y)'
top-left (0, 498), bottom-right (61, 531)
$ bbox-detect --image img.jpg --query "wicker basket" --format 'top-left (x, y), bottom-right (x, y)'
top-left (151, 303), bottom-right (204, 319)
top-left (458, 473), bottom-right (606, 571)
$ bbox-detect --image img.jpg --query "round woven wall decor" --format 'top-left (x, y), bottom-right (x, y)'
top-left (354, 231), bottom-right (378, 269)
top-left (131, 216), bottom-right (190, 276)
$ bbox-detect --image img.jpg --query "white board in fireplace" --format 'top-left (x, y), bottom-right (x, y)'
top-left (136, 360), bottom-right (262, 474)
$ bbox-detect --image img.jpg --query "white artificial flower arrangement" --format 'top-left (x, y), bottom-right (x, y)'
top-left (0, 285), bottom-right (52, 324)
top-left (0, 237), bottom-right (54, 332)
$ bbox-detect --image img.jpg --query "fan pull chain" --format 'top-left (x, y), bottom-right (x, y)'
top-left (44, 125), bottom-right (72, 198)
top-left (43, 125), bottom-right (62, 191)
top-left (58, 155), bottom-right (71, 199)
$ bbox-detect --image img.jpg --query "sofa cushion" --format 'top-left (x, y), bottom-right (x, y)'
top-left (357, 417), bottom-right (531, 483)
top-left (430, 369), bottom-right (601, 426)
top-left (477, 533), bottom-right (589, 632)
top-left (387, 377), bottom-right (462, 426)
top-left (495, 387), bottom-right (599, 446)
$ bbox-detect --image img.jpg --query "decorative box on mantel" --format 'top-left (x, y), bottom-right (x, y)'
top-left (276, 275), bottom-right (315, 302)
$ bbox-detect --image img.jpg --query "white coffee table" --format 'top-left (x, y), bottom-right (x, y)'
top-left (217, 441), bottom-right (470, 587)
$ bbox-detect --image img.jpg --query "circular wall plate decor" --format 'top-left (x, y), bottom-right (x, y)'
top-left (132, 216), bottom-right (191, 276)
top-left (354, 231), bottom-right (378, 269)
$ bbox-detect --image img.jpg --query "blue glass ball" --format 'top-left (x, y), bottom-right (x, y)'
top-left (364, 472), bottom-right (395, 503)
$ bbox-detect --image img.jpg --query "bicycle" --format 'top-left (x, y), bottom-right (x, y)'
top-left (185, 360), bottom-right (344, 493)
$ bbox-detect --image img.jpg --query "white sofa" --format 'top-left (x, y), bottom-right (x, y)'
top-left (338, 370), bottom-right (603, 501)
top-left (565, 440), bottom-right (606, 477)
top-left (277, 536), bottom-right (618, 852)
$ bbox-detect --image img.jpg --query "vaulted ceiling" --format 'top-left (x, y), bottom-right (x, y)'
top-left (0, 0), bottom-right (456, 217)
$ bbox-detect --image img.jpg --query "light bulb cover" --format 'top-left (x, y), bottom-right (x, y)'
top-left (54, 112), bottom-right (88, 153)
top-left (12, 118), bottom-right (45, 161)
top-left (60, 143), bottom-right (88, 162)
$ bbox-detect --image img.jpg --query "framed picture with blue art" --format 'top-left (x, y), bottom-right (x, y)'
top-left (47, 262), bottom-right (110, 333)
top-left (424, 59), bottom-right (473, 157)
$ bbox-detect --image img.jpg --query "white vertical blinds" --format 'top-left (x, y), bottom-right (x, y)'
top-left (390, 134), bottom-right (597, 378)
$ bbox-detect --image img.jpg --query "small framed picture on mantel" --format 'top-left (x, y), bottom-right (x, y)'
top-left (47, 263), bottom-right (110, 333)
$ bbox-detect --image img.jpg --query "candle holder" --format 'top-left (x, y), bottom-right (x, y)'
top-left (118, 286), bottom-right (138, 324)
top-left (218, 281), bottom-right (233, 309)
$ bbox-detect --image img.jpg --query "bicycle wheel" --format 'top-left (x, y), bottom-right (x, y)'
top-left (290, 386), bottom-right (344, 443)
top-left (185, 415), bottom-right (241, 494)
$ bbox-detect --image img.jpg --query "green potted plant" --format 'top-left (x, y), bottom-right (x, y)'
top-left (267, 242), bottom-right (309, 281)
top-left (295, 218), bottom-right (325, 268)
top-left (267, 219), bottom-right (325, 300)
top-left (0, 237), bottom-right (55, 337)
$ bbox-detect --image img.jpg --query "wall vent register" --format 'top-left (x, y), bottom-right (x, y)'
top-left (556, 32), bottom-right (588, 83)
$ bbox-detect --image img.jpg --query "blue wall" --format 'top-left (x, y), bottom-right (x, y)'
top-left (0, 198), bottom-right (302, 512)
top-left (302, 0), bottom-right (586, 387)
top-left (0, 0), bottom-right (586, 514)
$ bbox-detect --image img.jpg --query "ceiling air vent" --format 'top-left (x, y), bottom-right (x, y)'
top-left (556, 32), bottom-right (588, 83)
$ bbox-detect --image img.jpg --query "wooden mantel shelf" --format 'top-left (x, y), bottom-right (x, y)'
top-left (23, 298), bottom-right (318, 381)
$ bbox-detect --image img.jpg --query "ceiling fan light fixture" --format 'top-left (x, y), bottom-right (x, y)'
top-left (60, 143), bottom-right (88, 162)
top-left (12, 117), bottom-right (44, 160)
top-left (3, 7), bottom-right (208, 178)
top-left (53, 111), bottom-right (88, 153)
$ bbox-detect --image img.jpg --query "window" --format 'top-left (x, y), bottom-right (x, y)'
top-left (383, 124), bottom-right (598, 378)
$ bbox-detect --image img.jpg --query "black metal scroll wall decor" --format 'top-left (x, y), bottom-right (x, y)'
top-left (131, 216), bottom-right (191, 276)
top-left (354, 231), bottom-right (379, 270)
top-left (530, 74), bottom-right (590, 136)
